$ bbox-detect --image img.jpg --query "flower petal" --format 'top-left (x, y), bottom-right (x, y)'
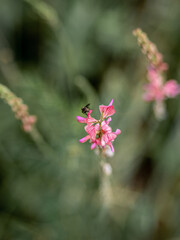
top-left (106, 117), bottom-right (112, 125)
top-left (99, 99), bottom-right (115, 119)
top-left (115, 129), bottom-right (121, 135)
top-left (91, 142), bottom-right (97, 150)
top-left (163, 80), bottom-right (180, 98)
top-left (79, 135), bottom-right (90, 143)
top-left (77, 116), bottom-right (86, 123)
top-left (85, 124), bottom-right (95, 134)
top-left (101, 133), bottom-right (110, 146)
top-left (86, 110), bottom-right (97, 125)
top-left (85, 124), bottom-right (97, 141)
top-left (99, 105), bottom-right (115, 119)
top-left (101, 121), bottom-right (112, 132)
top-left (108, 99), bottom-right (114, 106)
top-left (147, 66), bottom-right (163, 87)
top-left (109, 142), bottom-right (114, 152)
top-left (143, 83), bottom-right (164, 102)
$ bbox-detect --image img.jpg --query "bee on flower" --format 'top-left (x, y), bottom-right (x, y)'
top-left (77, 99), bottom-right (121, 155)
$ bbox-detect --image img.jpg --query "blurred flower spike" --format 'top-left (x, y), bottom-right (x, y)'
top-left (133, 28), bottom-right (180, 119)
top-left (9, 98), bottom-right (37, 132)
top-left (77, 99), bottom-right (121, 155)
top-left (0, 84), bottom-right (36, 132)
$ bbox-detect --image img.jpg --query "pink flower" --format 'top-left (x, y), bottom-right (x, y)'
top-left (147, 66), bottom-right (163, 86)
top-left (77, 100), bottom-right (121, 152)
top-left (143, 67), bottom-right (180, 102)
top-left (163, 80), bottom-right (180, 98)
top-left (99, 99), bottom-right (115, 119)
top-left (143, 68), bottom-right (164, 102)
top-left (143, 82), bottom-right (164, 102)
top-left (76, 116), bottom-right (86, 123)
top-left (143, 66), bottom-right (180, 120)
top-left (22, 115), bottom-right (37, 132)
top-left (133, 28), bottom-right (180, 120)
top-left (77, 110), bottom-right (97, 125)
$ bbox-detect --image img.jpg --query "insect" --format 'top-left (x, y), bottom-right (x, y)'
top-left (81, 103), bottom-right (90, 115)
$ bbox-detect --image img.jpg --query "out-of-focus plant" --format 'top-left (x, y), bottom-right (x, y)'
top-left (24, 0), bottom-right (59, 29)
top-left (133, 28), bottom-right (180, 120)
top-left (0, 83), bottom-right (36, 132)
top-left (0, 0), bottom-right (180, 239)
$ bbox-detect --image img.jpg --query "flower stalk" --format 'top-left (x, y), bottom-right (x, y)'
top-left (77, 99), bottom-right (121, 176)
top-left (133, 28), bottom-right (168, 72)
top-left (0, 83), bottom-right (36, 132)
top-left (77, 100), bottom-right (121, 212)
top-left (133, 28), bottom-right (180, 120)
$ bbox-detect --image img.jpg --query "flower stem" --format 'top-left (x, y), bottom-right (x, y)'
top-left (98, 148), bottom-right (113, 214)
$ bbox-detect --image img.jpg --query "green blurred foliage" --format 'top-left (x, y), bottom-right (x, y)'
top-left (0, 0), bottom-right (180, 239)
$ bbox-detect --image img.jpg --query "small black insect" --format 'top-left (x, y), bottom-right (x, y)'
top-left (81, 103), bottom-right (90, 115)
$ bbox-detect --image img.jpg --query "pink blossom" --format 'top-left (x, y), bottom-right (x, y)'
top-left (147, 66), bottom-right (163, 86)
top-left (143, 67), bottom-right (180, 102)
top-left (163, 80), bottom-right (180, 98)
top-left (86, 110), bottom-right (98, 125)
top-left (143, 66), bottom-right (180, 120)
top-left (79, 135), bottom-right (90, 143)
top-left (133, 28), bottom-right (180, 120)
top-left (77, 110), bottom-right (97, 125)
top-left (76, 116), bottom-right (86, 123)
top-left (99, 99), bottom-right (115, 119)
top-left (77, 100), bottom-right (121, 152)
top-left (143, 82), bottom-right (164, 102)
top-left (22, 115), bottom-right (37, 132)
top-left (100, 121), bottom-right (121, 151)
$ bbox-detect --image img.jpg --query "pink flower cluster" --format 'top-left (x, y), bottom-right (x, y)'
top-left (77, 100), bottom-right (121, 152)
top-left (133, 28), bottom-right (180, 119)
top-left (143, 66), bottom-right (180, 102)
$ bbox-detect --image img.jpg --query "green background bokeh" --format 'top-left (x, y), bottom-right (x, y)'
top-left (0, 0), bottom-right (180, 239)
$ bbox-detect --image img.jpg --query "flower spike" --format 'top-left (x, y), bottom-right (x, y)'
top-left (133, 28), bottom-right (180, 120)
top-left (77, 100), bottom-right (121, 155)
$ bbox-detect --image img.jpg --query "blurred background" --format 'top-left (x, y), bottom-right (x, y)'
top-left (0, 0), bottom-right (180, 239)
